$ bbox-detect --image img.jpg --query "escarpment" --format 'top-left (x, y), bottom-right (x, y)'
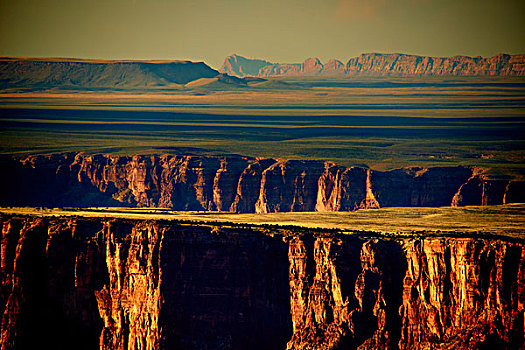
top-left (221, 53), bottom-right (525, 77)
top-left (0, 216), bottom-right (292, 350)
top-left (1, 153), bottom-right (523, 212)
top-left (1, 215), bottom-right (524, 349)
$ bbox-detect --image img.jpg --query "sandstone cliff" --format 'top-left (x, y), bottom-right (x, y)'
top-left (287, 235), bottom-right (525, 349)
top-left (1, 153), bottom-right (523, 212)
top-left (220, 53), bottom-right (525, 77)
top-left (1, 215), bottom-right (523, 349)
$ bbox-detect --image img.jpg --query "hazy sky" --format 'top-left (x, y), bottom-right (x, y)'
top-left (1, 0), bottom-right (524, 69)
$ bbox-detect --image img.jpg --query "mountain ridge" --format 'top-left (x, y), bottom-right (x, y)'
top-left (0, 57), bottom-right (243, 90)
top-left (220, 52), bottom-right (525, 77)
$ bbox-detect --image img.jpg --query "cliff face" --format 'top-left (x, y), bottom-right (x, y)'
top-left (220, 53), bottom-right (525, 77)
top-left (220, 54), bottom-right (272, 78)
top-left (287, 236), bottom-right (525, 350)
top-left (345, 53), bottom-right (525, 77)
top-left (1, 153), bottom-right (523, 212)
top-left (1, 216), bottom-right (523, 349)
top-left (0, 216), bottom-right (292, 350)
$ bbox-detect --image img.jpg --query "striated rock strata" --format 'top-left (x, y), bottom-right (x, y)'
top-left (1, 153), bottom-right (523, 212)
top-left (221, 53), bottom-right (525, 77)
top-left (0, 216), bottom-right (291, 350)
top-left (1, 215), bottom-right (524, 349)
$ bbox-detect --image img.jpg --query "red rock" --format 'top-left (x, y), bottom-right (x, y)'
top-left (504, 180), bottom-right (525, 204)
top-left (0, 153), bottom-right (518, 212)
top-left (221, 53), bottom-right (525, 77)
top-left (255, 160), bottom-right (326, 213)
top-left (1, 216), bottom-right (524, 349)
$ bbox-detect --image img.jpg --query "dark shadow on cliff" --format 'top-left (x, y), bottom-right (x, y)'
top-left (158, 226), bottom-right (292, 350)
top-left (1, 219), bottom-right (106, 350)
top-left (339, 239), bottom-right (408, 350)
top-left (0, 156), bottom-right (128, 208)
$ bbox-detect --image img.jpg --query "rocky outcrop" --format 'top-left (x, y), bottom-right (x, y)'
top-left (286, 235), bottom-right (525, 349)
top-left (220, 53), bottom-right (525, 77)
top-left (398, 238), bottom-right (525, 349)
top-left (1, 215), bottom-right (524, 349)
top-left (220, 54), bottom-right (273, 78)
top-left (451, 175), bottom-right (525, 207)
top-left (315, 165), bottom-right (371, 211)
top-left (345, 53), bottom-right (525, 77)
top-left (369, 167), bottom-right (473, 207)
top-left (255, 160), bottom-right (326, 213)
top-left (1, 153), bottom-right (523, 212)
top-left (505, 181), bottom-right (525, 204)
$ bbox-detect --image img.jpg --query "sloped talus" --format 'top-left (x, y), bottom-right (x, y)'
top-left (0, 58), bottom-right (219, 89)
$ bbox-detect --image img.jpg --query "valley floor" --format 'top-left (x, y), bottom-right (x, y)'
top-left (2, 204), bottom-right (524, 240)
top-left (1, 76), bottom-right (524, 173)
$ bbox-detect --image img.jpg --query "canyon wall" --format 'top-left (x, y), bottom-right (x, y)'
top-left (0, 153), bottom-right (523, 212)
top-left (0, 216), bottom-right (292, 350)
top-left (221, 53), bottom-right (525, 77)
top-left (1, 215), bottom-right (524, 349)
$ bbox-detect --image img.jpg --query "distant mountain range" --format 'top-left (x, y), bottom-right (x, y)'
top-left (221, 53), bottom-right (525, 77)
top-left (1, 53), bottom-right (524, 91)
top-left (0, 57), bottom-right (263, 91)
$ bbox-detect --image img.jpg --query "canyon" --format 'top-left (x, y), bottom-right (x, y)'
top-left (221, 53), bottom-right (525, 77)
top-left (0, 214), bottom-right (523, 349)
top-left (0, 153), bottom-right (523, 212)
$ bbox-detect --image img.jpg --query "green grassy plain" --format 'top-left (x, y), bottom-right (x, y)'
top-left (2, 204), bottom-right (524, 240)
top-left (1, 76), bottom-right (524, 172)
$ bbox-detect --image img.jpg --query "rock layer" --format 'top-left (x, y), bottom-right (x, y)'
top-left (221, 53), bottom-right (525, 77)
top-left (1, 153), bottom-right (523, 212)
top-left (1, 215), bottom-right (524, 349)
top-left (0, 216), bottom-right (291, 350)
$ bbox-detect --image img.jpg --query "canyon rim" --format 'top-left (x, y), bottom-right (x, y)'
top-left (1, 0), bottom-right (525, 348)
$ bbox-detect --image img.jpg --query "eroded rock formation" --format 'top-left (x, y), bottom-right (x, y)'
top-left (1, 215), bottom-right (523, 349)
top-left (0, 216), bottom-right (291, 350)
top-left (1, 153), bottom-right (523, 212)
top-left (221, 53), bottom-right (525, 77)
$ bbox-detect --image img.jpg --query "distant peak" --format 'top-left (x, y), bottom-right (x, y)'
top-left (326, 58), bottom-right (343, 64)
top-left (220, 52), bottom-right (525, 77)
top-left (304, 57), bottom-right (322, 63)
